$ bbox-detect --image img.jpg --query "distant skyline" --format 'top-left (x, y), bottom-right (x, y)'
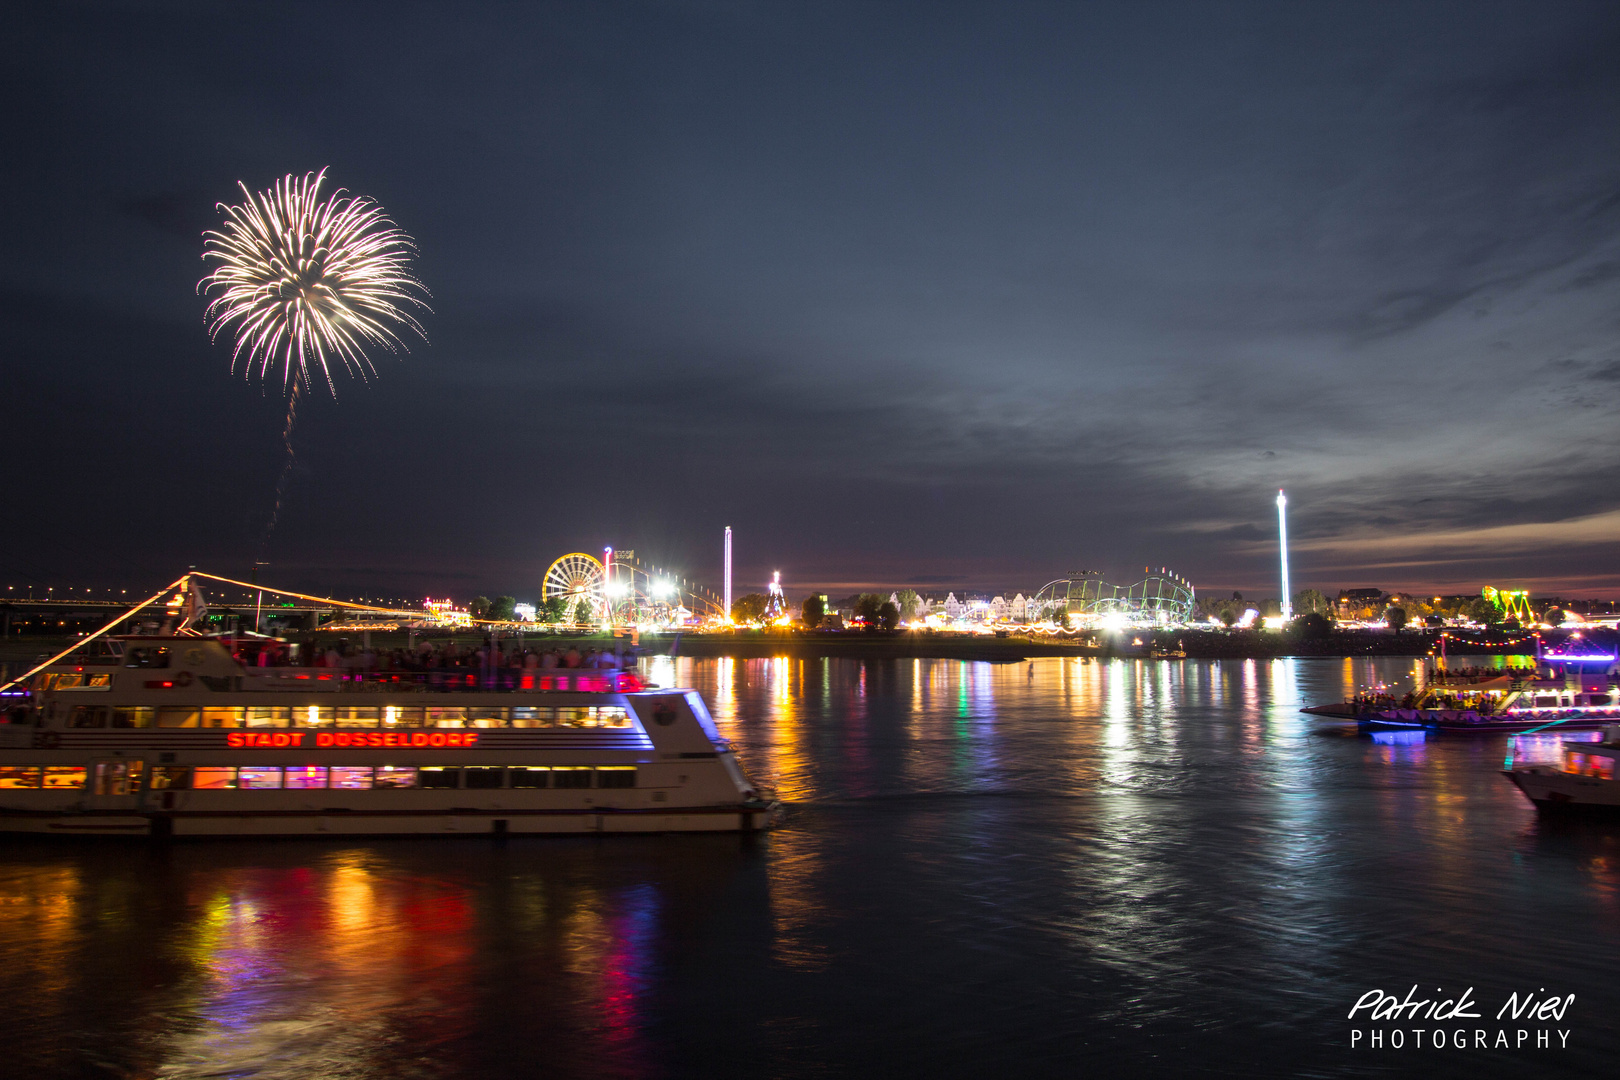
top-left (5, 2), bottom-right (1620, 600)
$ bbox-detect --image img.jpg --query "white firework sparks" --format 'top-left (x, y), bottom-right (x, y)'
top-left (200, 168), bottom-right (429, 395)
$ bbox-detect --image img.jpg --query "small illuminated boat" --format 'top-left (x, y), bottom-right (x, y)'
top-left (0, 580), bottom-right (778, 838)
top-left (1305, 647), bottom-right (1620, 734)
top-left (1504, 726), bottom-right (1620, 814)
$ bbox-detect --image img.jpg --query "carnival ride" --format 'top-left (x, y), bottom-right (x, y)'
top-left (1030, 568), bottom-right (1197, 626)
top-left (541, 551), bottom-right (726, 626)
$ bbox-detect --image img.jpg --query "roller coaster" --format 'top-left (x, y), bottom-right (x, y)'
top-left (1030, 568), bottom-right (1197, 626)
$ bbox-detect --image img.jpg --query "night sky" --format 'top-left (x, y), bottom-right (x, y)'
top-left (6, 2), bottom-right (1620, 604)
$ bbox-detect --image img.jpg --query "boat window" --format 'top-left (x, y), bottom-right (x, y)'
top-left (427, 708), bottom-right (468, 728)
top-left (284, 766), bottom-right (328, 790)
top-left (201, 708), bottom-right (244, 729)
top-left (330, 767), bottom-right (374, 789)
top-left (508, 767), bottom-right (549, 788)
top-left (1535, 696), bottom-right (1558, 707)
top-left (463, 767), bottom-right (505, 789)
top-left (157, 708), bottom-right (200, 728)
top-left (382, 706), bottom-right (424, 726)
top-left (238, 766), bottom-right (283, 790)
top-left (111, 707), bottom-right (155, 728)
top-left (552, 767), bottom-right (592, 789)
top-left (374, 766), bottom-right (417, 788)
top-left (467, 708), bottom-right (508, 728)
top-left (332, 707), bottom-right (379, 727)
top-left (70, 706), bottom-right (108, 728)
top-left (192, 767), bottom-right (237, 790)
top-left (294, 705), bottom-right (331, 728)
top-left (50, 674), bottom-right (87, 689)
top-left (555, 706), bottom-right (632, 729)
top-left (149, 767), bottom-right (192, 791)
top-left (596, 767), bottom-right (636, 789)
top-left (91, 760), bottom-right (144, 796)
top-left (0, 766), bottom-right (42, 789)
top-left (419, 767), bottom-right (460, 789)
top-left (510, 707), bottom-right (552, 728)
top-left (124, 647), bottom-right (170, 669)
top-left (1567, 752), bottom-right (1586, 774)
top-left (246, 707), bottom-right (291, 727)
top-left (42, 766), bottom-right (86, 790)
top-left (1589, 695), bottom-right (1612, 707)
top-left (1589, 755), bottom-right (1615, 780)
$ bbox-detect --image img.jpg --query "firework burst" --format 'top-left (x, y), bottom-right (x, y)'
top-left (200, 168), bottom-right (429, 395)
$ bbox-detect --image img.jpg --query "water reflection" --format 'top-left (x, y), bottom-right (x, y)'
top-left (4, 654), bottom-right (1619, 1078)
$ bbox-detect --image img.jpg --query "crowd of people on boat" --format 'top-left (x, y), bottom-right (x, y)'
top-left (240, 639), bottom-right (634, 673)
top-left (1423, 664), bottom-right (1537, 683)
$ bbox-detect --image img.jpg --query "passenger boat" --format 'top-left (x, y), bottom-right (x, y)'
top-left (1503, 726), bottom-right (1620, 814)
top-left (1302, 646), bottom-right (1620, 734)
top-left (0, 591), bottom-right (778, 837)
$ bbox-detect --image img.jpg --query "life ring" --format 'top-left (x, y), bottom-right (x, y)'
top-left (174, 671), bottom-right (193, 687)
top-left (33, 731), bottom-right (60, 749)
top-left (652, 701), bottom-right (677, 726)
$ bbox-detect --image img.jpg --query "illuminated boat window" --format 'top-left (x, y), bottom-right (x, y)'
top-left (246, 707), bottom-right (291, 727)
top-left (238, 766), bottom-right (283, 790)
top-left (284, 766), bottom-right (328, 790)
top-left (157, 708), bottom-right (201, 728)
top-left (463, 767), bottom-right (504, 789)
top-left (149, 766), bottom-right (192, 790)
top-left (510, 707), bottom-right (552, 728)
top-left (192, 767), bottom-right (236, 790)
top-left (332, 707), bottom-right (379, 727)
top-left (110, 707), bottom-right (154, 728)
top-left (201, 708), bottom-right (244, 729)
top-left (418, 767), bottom-right (460, 789)
top-left (467, 708), bottom-right (508, 728)
top-left (122, 647), bottom-right (169, 669)
top-left (596, 767), bottom-right (636, 789)
top-left (556, 707), bottom-right (632, 729)
top-left (0, 766), bottom-right (42, 789)
top-left (1589, 755), bottom-right (1616, 780)
top-left (91, 761), bottom-right (143, 795)
top-left (42, 766), bottom-right (86, 790)
top-left (426, 708), bottom-right (468, 728)
top-left (383, 706), bottom-right (424, 726)
top-left (69, 706), bottom-right (108, 729)
top-left (508, 767), bottom-right (549, 788)
top-left (552, 767), bottom-right (592, 789)
top-left (373, 766), bottom-right (417, 788)
top-left (329, 766), bottom-right (374, 789)
top-left (296, 706), bottom-right (330, 728)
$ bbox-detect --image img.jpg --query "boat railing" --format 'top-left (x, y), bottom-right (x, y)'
top-left (242, 668), bottom-right (645, 694)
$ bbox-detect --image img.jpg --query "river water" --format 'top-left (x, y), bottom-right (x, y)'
top-left (2, 655), bottom-right (1615, 1079)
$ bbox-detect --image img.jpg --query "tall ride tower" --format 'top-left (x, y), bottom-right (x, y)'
top-left (724, 526), bottom-right (733, 623)
top-left (1277, 489), bottom-right (1292, 621)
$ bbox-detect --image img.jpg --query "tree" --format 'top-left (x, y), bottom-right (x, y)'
top-left (1385, 606), bottom-right (1408, 632)
top-left (897, 589), bottom-right (921, 621)
top-left (489, 596), bottom-right (517, 622)
top-left (1289, 612), bottom-right (1332, 639)
top-left (469, 596), bottom-right (491, 619)
top-left (1294, 589), bottom-right (1331, 617)
top-left (801, 594), bottom-right (826, 629)
top-left (853, 593), bottom-right (884, 627)
top-left (571, 597), bottom-right (594, 624)
top-left (731, 593), bottom-right (769, 623)
top-left (1545, 607), bottom-right (1566, 627)
top-left (876, 600), bottom-right (899, 631)
top-left (1220, 608), bottom-right (1238, 628)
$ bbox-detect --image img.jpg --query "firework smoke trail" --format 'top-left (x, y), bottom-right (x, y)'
top-left (199, 169), bottom-right (429, 546)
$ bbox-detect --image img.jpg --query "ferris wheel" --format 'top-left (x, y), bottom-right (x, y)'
top-left (542, 553), bottom-right (605, 616)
